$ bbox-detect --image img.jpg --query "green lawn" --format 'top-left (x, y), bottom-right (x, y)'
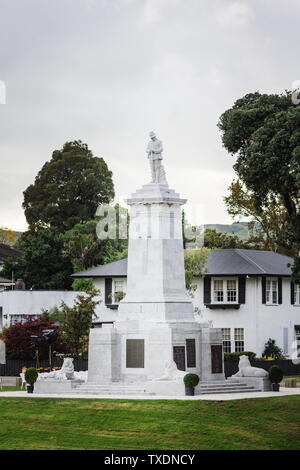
top-left (0, 386), bottom-right (23, 392)
top-left (0, 396), bottom-right (300, 450)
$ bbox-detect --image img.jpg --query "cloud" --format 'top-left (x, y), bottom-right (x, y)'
top-left (0, 0), bottom-right (298, 231)
top-left (215, 2), bottom-right (254, 27)
top-left (140, 0), bottom-right (183, 24)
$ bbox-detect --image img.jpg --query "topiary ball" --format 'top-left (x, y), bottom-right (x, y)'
top-left (269, 365), bottom-right (283, 384)
top-left (183, 373), bottom-right (200, 388)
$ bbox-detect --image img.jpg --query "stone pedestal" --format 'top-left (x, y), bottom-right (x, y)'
top-left (34, 379), bottom-right (84, 394)
top-left (228, 376), bottom-right (271, 391)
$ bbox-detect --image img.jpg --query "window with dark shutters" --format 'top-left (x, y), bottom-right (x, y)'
top-left (262, 276), bottom-right (266, 304)
top-left (105, 278), bottom-right (112, 304)
top-left (278, 278), bottom-right (282, 304)
top-left (291, 281), bottom-right (295, 305)
top-left (203, 276), bottom-right (211, 304)
top-left (238, 276), bottom-right (246, 304)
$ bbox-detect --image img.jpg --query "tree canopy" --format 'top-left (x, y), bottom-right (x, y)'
top-left (0, 314), bottom-right (67, 360)
top-left (2, 227), bottom-right (73, 290)
top-left (184, 248), bottom-right (210, 294)
top-left (50, 288), bottom-right (100, 358)
top-left (204, 228), bottom-right (243, 249)
top-left (23, 140), bottom-right (115, 231)
top-left (224, 180), bottom-right (289, 254)
top-left (218, 91), bottom-right (300, 278)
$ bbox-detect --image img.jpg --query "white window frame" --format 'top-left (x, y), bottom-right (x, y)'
top-left (266, 277), bottom-right (278, 305)
top-left (234, 328), bottom-right (244, 352)
top-left (294, 283), bottom-right (300, 305)
top-left (222, 328), bottom-right (231, 353)
top-left (212, 277), bottom-right (238, 304)
top-left (112, 278), bottom-right (125, 304)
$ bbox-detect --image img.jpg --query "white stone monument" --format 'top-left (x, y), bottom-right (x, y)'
top-left (87, 133), bottom-right (224, 395)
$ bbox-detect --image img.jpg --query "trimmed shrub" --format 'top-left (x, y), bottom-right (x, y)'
top-left (25, 367), bottom-right (38, 385)
top-left (269, 365), bottom-right (283, 384)
top-left (263, 338), bottom-right (284, 360)
top-left (183, 373), bottom-right (200, 388)
top-left (224, 351), bottom-right (256, 362)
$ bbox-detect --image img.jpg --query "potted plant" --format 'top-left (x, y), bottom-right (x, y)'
top-left (269, 365), bottom-right (283, 392)
top-left (25, 367), bottom-right (38, 393)
top-left (183, 373), bottom-right (199, 396)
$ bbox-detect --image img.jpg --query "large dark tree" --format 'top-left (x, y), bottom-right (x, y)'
top-left (218, 91), bottom-right (300, 278)
top-left (23, 140), bottom-right (115, 231)
top-left (2, 228), bottom-right (73, 290)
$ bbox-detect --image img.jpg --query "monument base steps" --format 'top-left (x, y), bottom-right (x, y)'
top-left (197, 380), bottom-right (262, 394)
top-left (70, 379), bottom-right (262, 396)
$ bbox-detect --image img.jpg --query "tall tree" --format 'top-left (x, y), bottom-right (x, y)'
top-left (218, 91), bottom-right (300, 278)
top-left (224, 180), bottom-right (289, 253)
top-left (23, 140), bottom-right (115, 231)
top-left (2, 228), bottom-right (73, 290)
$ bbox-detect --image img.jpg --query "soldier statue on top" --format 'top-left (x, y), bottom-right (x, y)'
top-left (146, 131), bottom-right (167, 184)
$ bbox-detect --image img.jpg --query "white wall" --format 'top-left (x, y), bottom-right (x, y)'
top-left (92, 277), bottom-right (127, 323)
top-left (193, 277), bottom-right (299, 357)
top-left (0, 290), bottom-right (80, 329)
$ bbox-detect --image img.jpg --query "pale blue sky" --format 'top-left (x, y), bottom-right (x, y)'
top-left (0, 0), bottom-right (299, 230)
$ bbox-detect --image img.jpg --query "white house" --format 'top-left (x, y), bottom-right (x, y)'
top-left (72, 249), bottom-right (300, 358)
top-left (0, 290), bottom-right (80, 330)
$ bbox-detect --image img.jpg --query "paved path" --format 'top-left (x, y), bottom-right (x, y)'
top-left (1, 387), bottom-right (300, 401)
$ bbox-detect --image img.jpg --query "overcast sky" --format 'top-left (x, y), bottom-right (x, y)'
top-left (0, 0), bottom-right (299, 231)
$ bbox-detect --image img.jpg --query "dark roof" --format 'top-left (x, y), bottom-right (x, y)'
top-left (205, 249), bottom-right (292, 276)
top-left (0, 243), bottom-right (21, 261)
top-left (0, 276), bottom-right (13, 284)
top-left (72, 249), bottom-right (293, 278)
top-left (71, 258), bottom-right (128, 278)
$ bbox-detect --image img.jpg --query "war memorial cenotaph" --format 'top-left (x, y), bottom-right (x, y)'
top-left (34, 133), bottom-right (270, 395)
top-left (86, 132), bottom-right (225, 395)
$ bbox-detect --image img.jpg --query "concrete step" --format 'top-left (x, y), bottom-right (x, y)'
top-left (72, 390), bottom-right (154, 396)
top-left (198, 388), bottom-right (261, 395)
top-left (198, 386), bottom-right (258, 393)
top-left (199, 384), bottom-right (251, 390)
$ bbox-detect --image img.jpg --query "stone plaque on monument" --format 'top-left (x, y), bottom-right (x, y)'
top-left (186, 339), bottom-right (196, 368)
top-left (126, 339), bottom-right (145, 368)
top-left (211, 345), bottom-right (223, 374)
top-left (173, 346), bottom-right (186, 371)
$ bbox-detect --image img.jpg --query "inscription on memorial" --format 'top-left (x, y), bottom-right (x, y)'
top-left (173, 346), bottom-right (186, 371)
top-left (126, 339), bottom-right (145, 368)
top-left (211, 345), bottom-right (223, 374)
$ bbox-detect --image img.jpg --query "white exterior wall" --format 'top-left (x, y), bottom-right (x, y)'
top-left (0, 290), bottom-right (80, 329)
top-left (92, 277), bottom-right (127, 323)
top-left (193, 276), bottom-right (300, 357)
top-left (0, 279), bottom-right (127, 330)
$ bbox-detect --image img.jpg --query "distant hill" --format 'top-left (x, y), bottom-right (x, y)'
top-left (204, 222), bottom-right (252, 240)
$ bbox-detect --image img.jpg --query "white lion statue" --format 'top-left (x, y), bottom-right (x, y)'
top-left (38, 357), bottom-right (87, 382)
top-left (232, 355), bottom-right (268, 378)
top-left (156, 360), bottom-right (187, 381)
